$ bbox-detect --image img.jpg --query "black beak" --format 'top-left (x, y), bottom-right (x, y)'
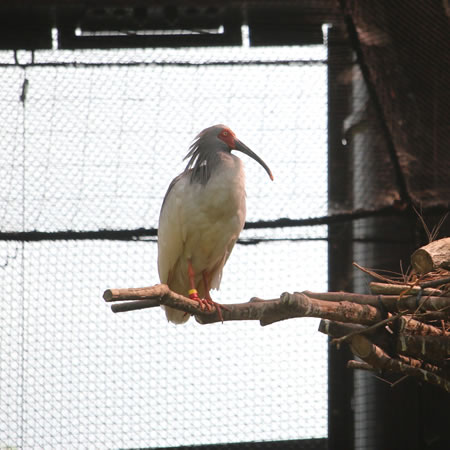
top-left (234, 139), bottom-right (274, 181)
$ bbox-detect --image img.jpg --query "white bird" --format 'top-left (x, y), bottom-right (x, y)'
top-left (157, 124), bottom-right (273, 324)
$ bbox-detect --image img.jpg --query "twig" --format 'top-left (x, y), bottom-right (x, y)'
top-left (396, 334), bottom-right (450, 362)
top-left (347, 361), bottom-right (411, 387)
top-left (353, 262), bottom-right (397, 283)
top-left (397, 354), bottom-right (446, 376)
top-left (420, 276), bottom-right (450, 289)
top-left (318, 319), bottom-right (392, 352)
top-left (369, 282), bottom-right (442, 296)
top-left (111, 299), bottom-right (161, 313)
top-left (104, 284), bottom-right (220, 317)
top-left (347, 360), bottom-right (375, 371)
top-left (413, 205), bottom-right (433, 244)
top-left (329, 313), bottom-right (405, 348)
top-left (305, 290), bottom-right (450, 315)
top-left (349, 335), bottom-right (450, 393)
top-left (398, 316), bottom-right (449, 336)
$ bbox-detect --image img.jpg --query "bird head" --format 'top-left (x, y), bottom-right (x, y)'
top-left (185, 124), bottom-right (274, 184)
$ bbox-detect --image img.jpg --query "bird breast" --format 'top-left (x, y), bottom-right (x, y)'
top-left (157, 151), bottom-right (247, 299)
top-left (180, 153), bottom-right (246, 267)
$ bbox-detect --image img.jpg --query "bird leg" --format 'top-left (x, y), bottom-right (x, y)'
top-left (187, 259), bottom-right (211, 311)
top-left (202, 271), bottom-right (230, 323)
top-left (186, 260), bottom-right (228, 320)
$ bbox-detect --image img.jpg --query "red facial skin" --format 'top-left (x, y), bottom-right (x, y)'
top-left (217, 127), bottom-right (237, 149)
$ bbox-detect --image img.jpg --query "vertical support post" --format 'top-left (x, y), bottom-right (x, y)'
top-left (327, 25), bottom-right (354, 450)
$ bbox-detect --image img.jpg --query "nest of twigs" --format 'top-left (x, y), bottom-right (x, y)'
top-left (321, 240), bottom-right (450, 393)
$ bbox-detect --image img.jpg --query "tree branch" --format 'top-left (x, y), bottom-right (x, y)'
top-left (369, 282), bottom-right (443, 296)
top-left (396, 334), bottom-right (450, 362)
top-left (104, 284), bottom-right (219, 317)
top-left (348, 335), bottom-right (450, 393)
top-left (103, 279), bottom-right (450, 392)
top-left (303, 290), bottom-right (450, 315)
top-left (104, 284), bottom-right (391, 326)
top-left (104, 285), bottom-right (450, 327)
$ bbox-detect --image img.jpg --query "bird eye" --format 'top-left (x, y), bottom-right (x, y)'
top-left (222, 131), bottom-right (228, 136)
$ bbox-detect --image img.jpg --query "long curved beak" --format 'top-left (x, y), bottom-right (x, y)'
top-left (234, 139), bottom-right (274, 181)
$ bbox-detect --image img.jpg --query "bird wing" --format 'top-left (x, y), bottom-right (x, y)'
top-left (209, 233), bottom-right (240, 289)
top-left (157, 173), bottom-right (186, 285)
top-left (158, 173), bottom-right (194, 324)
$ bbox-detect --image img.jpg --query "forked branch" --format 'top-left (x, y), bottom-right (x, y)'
top-left (104, 284), bottom-right (389, 326)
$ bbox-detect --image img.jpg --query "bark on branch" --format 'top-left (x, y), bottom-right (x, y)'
top-left (303, 290), bottom-right (450, 315)
top-left (104, 285), bottom-right (450, 323)
top-left (348, 335), bottom-right (450, 393)
top-left (396, 334), bottom-right (450, 362)
top-left (104, 285), bottom-right (388, 326)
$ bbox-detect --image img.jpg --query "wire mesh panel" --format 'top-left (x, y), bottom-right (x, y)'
top-left (0, 42), bottom-right (328, 449)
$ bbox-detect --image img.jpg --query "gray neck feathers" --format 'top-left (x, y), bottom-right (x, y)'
top-left (184, 135), bottom-right (229, 185)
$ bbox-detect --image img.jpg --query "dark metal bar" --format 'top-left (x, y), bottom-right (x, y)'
top-left (327, 25), bottom-right (355, 450)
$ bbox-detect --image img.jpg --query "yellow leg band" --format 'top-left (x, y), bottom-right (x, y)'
top-left (188, 289), bottom-right (198, 295)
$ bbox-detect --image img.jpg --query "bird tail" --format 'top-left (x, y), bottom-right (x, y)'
top-left (163, 305), bottom-right (190, 324)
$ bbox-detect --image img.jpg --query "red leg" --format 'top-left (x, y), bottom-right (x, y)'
top-left (186, 261), bottom-right (229, 320)
top-left (187, 259), bottom-right (199, 297)
top-left (202, 271), bottom-right (213, 302)
top-left (202, 271), bottom-right (231, 322)
top-left (187, 259), bottom-right (209, 310)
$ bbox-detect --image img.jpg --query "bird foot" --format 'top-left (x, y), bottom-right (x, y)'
top-left (188, 290), bottom-right (212, 312)
top-left (188, 290), bottom-right (229, 323)
top-left (189, 292), bottom-right (214, 312)
top-left (203, 298), bottom-right (231, 323)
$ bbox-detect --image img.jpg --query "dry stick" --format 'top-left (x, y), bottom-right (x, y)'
top-left (325, 313), bottom-right (405, 348)
top-left (318, 319), bottom-right (366, 337)
top-left (349, 365), bottom-right (410, 390)
top-left (318, 319), bottom-right (392, 351)
top-left (321, 319), bottom-right (449, 385)
top-left (103, 285), bottom-right (386, 326)
top-left (353, 262), bottom-right (399, 284)
top-left (105, 285), bottom-right (180, 302)
top-left (348, 358), bottom-right (445, 385)
top-left (111, 299), bottom-right (161, 313)
top-left (320, 319), bottom-right (449, 376)
top-left (349, 335), bottom-right (450, 393)
top-left (303, 290), bottom-right (450, 314)
top-left (407, 310), bottom-right (450, 321)
top-left (398, 316), bottom-right (449, 337)
top-left (396, 334), bottom-right (450, 361)
top-left (324, 314), bottom-right (448, 354)
top-left (421, 276), bottom-right (450, 289)
top-left (104, 284), bottom-right (219, 317)
top-left (347, 360), bottom-right (375, 371)
top-left (352, 261), bottom-right (449, 291)
top-left (397, 355), bottom-right (446, 376)
top-left (103, 285), bottom-right (450, 324)
top-left (304, 290), bottom-right (383, 305)
top-left (369, 282), bottom-right (442, 296)
top-left (199, 292), bottom-right (385, 326)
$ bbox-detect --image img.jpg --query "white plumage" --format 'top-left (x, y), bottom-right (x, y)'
top-left (157, 125), bottom-right (273, 324)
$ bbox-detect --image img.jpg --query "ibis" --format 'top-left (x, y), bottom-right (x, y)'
top-left (157, 124), bottom-right (273, 323)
